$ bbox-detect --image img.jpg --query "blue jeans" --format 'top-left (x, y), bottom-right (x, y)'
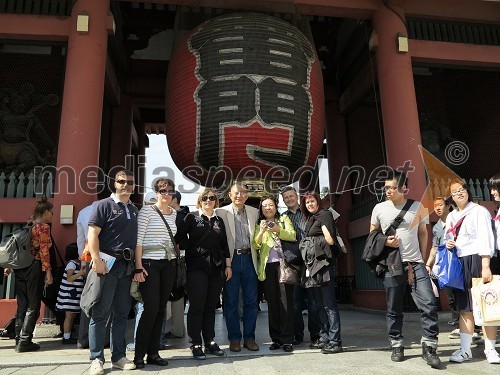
top-left (310, 266), bottom-right (341, 345)
top-left (224, 253), bottom-right (258, 342)
top-left (384, 262), bottom-right (439, 347)
top-left (89, 260), bottom-right (132, 363)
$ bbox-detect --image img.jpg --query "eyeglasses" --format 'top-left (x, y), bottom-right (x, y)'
top-left (116, 179), bottom-right (135, 186)
top-left (158, 189), bottom-right (175, 196)
top-left (383, 186), bottom-right (398, 191)
top-left (201, 195), bottom-right (216, 202)
top-left (451, 187), bottom-right (467, 196)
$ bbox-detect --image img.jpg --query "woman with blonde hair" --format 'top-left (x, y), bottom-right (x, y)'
top-left (177, 188), bottom-right (231, 359)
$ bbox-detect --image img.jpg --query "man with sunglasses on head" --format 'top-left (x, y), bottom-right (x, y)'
top-left (84, 169), bottom-right (139, 375)
top-left (216, 181), bottom-right (260, 352)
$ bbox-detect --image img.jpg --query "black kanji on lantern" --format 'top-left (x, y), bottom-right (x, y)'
top-left (189, 14), bottom-right (316, 173)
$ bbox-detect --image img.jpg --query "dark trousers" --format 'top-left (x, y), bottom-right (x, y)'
top-left (263, 262), bottom-right (294, 345)
top-left (14, 260), bottom-right (44, 342)
top-left (384, 262), bottom-right (439, 346)
top-left (135, 259), bottom-right (176, 359)
top-left (293, 285), bottom-right (321, 341)
top-left (310, 266), bottom-right (342, 345)
top-left (185, 268), bottom-right (223, 346)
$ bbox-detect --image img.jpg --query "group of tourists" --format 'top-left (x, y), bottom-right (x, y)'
top-left (3, 168), bottom-right (500, 374)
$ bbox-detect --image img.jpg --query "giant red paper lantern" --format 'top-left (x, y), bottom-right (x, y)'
top-left (165, 13), bottom-right (325, 186)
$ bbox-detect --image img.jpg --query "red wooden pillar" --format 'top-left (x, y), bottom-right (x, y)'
top-left (52, 0), bottom-right (110, 251)
top-left (324, 94), bottom-right (354, 276)
top-left (372, 5), bottom-right (426, 198)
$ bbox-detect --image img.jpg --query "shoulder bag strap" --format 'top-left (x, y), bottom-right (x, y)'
top-left (50, 232), bottom-right (65, 267)
top-left (388, 199), bottom-right (415, 233)
top-left (152, 205), bottom-right (179, 258)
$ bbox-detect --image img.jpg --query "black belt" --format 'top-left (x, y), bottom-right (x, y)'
top-left (234, 247), bottom-right (251, 255)
top-left (102, 248), bottom-right (133, 261)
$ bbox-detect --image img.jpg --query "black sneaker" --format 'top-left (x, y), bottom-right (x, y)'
top-left (321, 343), bottom-right (343, 354)
top-left (206, 341), bottom-right (225, 356)
top-left (62, 337), bottom-right (77, 345)
top-left (15, 341), bottom-right (40, 353)
top-left (391, 346), bottom-right (404, 362)
top-left (191, 345), bottom-right (206, 360)
top-left (422, 343), bottom-right (441, 368)
top-left (309, 340), bottom-right (327, 349)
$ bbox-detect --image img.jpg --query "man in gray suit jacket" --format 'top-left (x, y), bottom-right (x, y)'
top-left (216, 182), bottom-right (260, 352)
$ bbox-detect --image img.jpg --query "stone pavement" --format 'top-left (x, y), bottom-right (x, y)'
top-left (0, 304), bottom-right (498, 374)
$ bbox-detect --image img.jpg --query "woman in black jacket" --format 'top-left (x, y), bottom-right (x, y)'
top-left (301, 191), bottom-right (342, 355)
top-left (178, 188), bottom-right (232, 359)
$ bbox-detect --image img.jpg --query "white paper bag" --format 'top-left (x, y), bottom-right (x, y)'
top-left (471, 276), bottom-right (500, 326)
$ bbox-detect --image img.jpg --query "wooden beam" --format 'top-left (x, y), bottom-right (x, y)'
top-left (117, 0), bottom-right (379, 19)
top-left (0, 14), bottom-right (70, 41)
top-left (410, 39), bottom-right (500, 68)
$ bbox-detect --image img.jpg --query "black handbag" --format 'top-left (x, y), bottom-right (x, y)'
top-left (152, 206), bottom-right (187, 288)
top-left (281, 235), bottom-right (303, 266)
top-left (279, 219), bottom-right (304, 266)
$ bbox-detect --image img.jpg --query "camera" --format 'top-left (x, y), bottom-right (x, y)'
top-left (266, 221), bottom-right (275, 228)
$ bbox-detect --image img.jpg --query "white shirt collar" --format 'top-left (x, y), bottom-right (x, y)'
top-left (110, 193), bottom-right (132, 205)
top-left (199, 209), bottom-right (216, 219)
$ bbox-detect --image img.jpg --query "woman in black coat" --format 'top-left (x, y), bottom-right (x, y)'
top-left (178, 188), bottom-right (232, 360)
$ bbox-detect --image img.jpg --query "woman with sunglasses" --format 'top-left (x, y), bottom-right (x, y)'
top-left (445, 180), bottom-right (499, 364)
top-left (177, 188), bottom-right (231, 360)
top-left (253, 195), bottom-right (296, 352)
top-left (133, 178), bottom-right (177, 368)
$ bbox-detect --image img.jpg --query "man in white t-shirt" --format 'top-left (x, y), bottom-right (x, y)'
top-left (370, 170), bottom-right (441, 368)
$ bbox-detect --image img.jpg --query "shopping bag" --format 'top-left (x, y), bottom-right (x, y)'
top-left (471, 276), bottom-right (500, 326)
top-left (435, 244), bottom-right (465, 290)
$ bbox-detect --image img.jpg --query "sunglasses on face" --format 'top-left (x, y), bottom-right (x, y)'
top-left (116, 179), bottom-right (135, 186)
top-left (158, 189), bottom-right (175, 196)
top-left (201, 195), bottom-right (216, 202)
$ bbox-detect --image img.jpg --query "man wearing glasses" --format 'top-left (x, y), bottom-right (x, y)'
top-left (216, 181), bottom-right (260, 352)
top-left (369, 170), bottom-right (441, 368)
top-left (84, 170), bottom-right (139, 375)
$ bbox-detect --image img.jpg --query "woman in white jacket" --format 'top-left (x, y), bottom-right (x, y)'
top-left (445, 179), bottom-right (499, 364)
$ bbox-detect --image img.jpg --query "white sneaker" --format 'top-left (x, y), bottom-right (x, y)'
top-left (126, 342), bottom-right (135, 351)
top-left (449, 348), bottom-right (472, 363)
top-left (484, 349), bottom-right (500, 364)
top-left (112, 357), bottom-right (136, 370)
top-left (89, 359), bottom-right (104, 375)
top-left (448, 329), bottom-right (460, 339)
